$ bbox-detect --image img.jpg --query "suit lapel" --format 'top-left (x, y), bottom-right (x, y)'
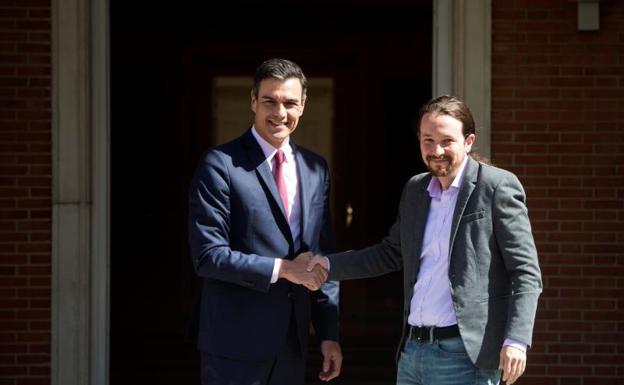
top-left (242, 130), bottom-right (293, 245)
top-left (293, 143), bottom-right (311, 249)
top-left (410, 176), bottom-right (432, 285)
top-left (449, 157), bottom-right (479, 253)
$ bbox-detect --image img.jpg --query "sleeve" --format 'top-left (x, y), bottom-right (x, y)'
top-left (270, 259), bottom-right (282, 284)
top-left (493, 174), bottom-right (543, 348)
top-left (310, 162), bottom-right (340, 341)
top-left (326, 183), bottom-right (406, 281)
top-left (188, 150), bottom-right (275, 292)
top-left (503, 338), bottom-right (527, 352)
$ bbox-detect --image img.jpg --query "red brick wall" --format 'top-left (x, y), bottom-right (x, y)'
top-left (0, 0), bottom-right (52, 384)
top-left (492, 0), bottom-right (624, 384)
top-left (2, 0), bottom-right (624, 384)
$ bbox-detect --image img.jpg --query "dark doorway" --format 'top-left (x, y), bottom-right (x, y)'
top-left (110, 1), bottom-right (432, 384)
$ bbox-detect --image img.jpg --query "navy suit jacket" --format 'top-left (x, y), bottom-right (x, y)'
top-left (188, 129), bottom-right (339, 361)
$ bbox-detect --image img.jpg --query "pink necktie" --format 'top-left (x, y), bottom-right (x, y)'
top-left (273, 149), bottom-right (289, 218)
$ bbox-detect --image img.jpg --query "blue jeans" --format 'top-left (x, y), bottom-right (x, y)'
top-left (397, 336), bottom-right (501, 385)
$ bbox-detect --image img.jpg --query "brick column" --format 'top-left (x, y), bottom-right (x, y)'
top-left (0, 1), bottom-right (52, 384)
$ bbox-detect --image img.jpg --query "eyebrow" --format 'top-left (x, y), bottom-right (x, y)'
top-left (421, 134), bottom-right (454, 140)
top-left (260, 95), bottom-right (300, 104)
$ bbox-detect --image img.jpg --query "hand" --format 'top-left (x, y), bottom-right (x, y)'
top-left (499, 345), bottom-right (526, 385)
top-left (278, 252), bottom-right (327, 290)
top-left (319, 340), bottom-right (342, 381)
top-left (307, 254), bottom-right (329, 272)
top-left (293, 251), bottom-right (314, 265)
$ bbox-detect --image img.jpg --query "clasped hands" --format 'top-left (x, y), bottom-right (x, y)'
top-left (277, 252), bottom-right (330, 291)
top-left (277, 253), bottom-right (342, 381)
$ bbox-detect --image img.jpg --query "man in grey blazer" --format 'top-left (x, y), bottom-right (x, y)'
top-left (308, 95), bottom-right (542, 385)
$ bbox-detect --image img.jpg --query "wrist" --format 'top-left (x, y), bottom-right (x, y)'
top-left (503, 339), bottom-right (527, 352)
top-left (277, 259), bottom-right (291, 279)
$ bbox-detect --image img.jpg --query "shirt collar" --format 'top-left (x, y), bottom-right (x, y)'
top-left (426, 155), bottom-right (469, 198)
top-left (251, 125), bottom-right (293, 163)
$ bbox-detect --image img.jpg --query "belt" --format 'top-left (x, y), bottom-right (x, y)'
top-left (408, 324), bottom-right (460, 342)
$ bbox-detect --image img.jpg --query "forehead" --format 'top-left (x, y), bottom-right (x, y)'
top-left (419, 113), bottom-right (464, 137)
top-left (257, 77), bottom-right (303, 98)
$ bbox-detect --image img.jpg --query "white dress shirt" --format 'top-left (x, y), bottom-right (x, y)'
top-left (251, 127), bottom-right (301, 283)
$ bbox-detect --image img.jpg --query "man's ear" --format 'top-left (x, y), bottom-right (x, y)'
top-left (465, 133), bottom-right (476, 153)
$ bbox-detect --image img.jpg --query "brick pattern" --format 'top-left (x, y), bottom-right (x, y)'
top-left (2, 0), bottom-right (624, 384)
top-left (0, 0), bottom-right (52, 384)
top-left (492, 1), bottom-right (624, 384)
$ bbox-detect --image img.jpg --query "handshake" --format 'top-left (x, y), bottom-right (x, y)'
top-left (278, 252), bottom-right (330, 291)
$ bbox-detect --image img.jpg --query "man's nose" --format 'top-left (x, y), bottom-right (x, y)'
top-left (433, 144), bottom-right (445, 156)
top-left (273, 103), bottom-right (286, 118)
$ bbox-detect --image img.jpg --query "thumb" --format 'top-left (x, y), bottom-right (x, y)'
top-left (323, 353), bottom-right (331, 373)
top-left (500, 355), bottom-right (510, 382)
top-left (306, 257), bottom-right (317, 272)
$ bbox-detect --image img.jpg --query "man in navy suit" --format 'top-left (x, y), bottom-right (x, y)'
top-left (188, 58), bottom-right (342, 385)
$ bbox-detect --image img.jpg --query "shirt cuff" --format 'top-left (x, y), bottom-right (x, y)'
top-left (324, 256), bottom-right (330, 271)
top-left (270, 259), bottom-right (282, 284)
top-left (503, 339), bottom-right (527, 352)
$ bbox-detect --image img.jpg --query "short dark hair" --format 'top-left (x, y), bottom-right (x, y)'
top-left (417, 95), bottom-right (475, 138)
top-left (252, 58), bottom-right (307, 101)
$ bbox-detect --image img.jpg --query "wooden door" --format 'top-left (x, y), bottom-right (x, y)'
top-left (110, 1), bottom-right (432, 384)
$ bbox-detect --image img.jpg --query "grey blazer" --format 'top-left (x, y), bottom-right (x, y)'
top-left (328, 157), bottom-right (542, 369)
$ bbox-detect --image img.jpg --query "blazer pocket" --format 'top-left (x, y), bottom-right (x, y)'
top-left (310, 200), bottom-right (325, 207)
top-left (309, 200), bottom-right (326, 215)
top-left (476, 294), bottom-right (510, 304)
top-left (460, 210), bottom-right (486, 223)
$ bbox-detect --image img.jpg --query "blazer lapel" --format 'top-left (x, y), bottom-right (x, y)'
top-left (410, 176), bottom-right (432, 286)
top-left (449, 157), bottom-right (479, 253)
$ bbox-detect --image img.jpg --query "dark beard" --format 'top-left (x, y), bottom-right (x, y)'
top-left (426, 156), bottom-right (450, 177)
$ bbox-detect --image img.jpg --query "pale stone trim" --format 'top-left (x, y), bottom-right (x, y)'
top-left (433, 0), bottom-right (453, 97)
top-left (52, 0), bottom-right (110, 383)
top-left (433, 0), bottom-right (492, 159)
top-left (90, 0), bottom-right (111, 383)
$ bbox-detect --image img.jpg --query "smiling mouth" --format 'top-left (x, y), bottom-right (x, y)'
top-left (268, 120), bottom-right (288, 129)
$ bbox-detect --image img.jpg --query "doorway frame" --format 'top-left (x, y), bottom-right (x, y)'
top-left (50, 1), bottom-right (491, 383)
top-left (51, 0), bottom-right (109, 384)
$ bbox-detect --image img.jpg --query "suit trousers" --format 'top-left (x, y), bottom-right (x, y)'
top-left (200, 313), bottom-right (304, 385)
top-left (397, 336), bottom-right (501, 385)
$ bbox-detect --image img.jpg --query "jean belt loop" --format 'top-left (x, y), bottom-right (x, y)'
top-left (429, 326), bottom-right (435, 343)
